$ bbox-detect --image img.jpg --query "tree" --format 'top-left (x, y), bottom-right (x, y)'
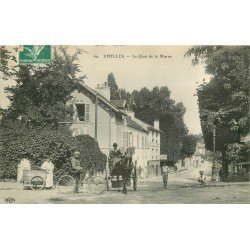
top-left (1, 47), bottom-right (86, 128)
top-left (0, 46), bottom-right (11, 80)
top-left (0, 47), bottom-right (106, 179)
top-left (105, 73), bottom-right (188, 162)
top-left (180, 134), bottom-right (197, 158)
top-left (106, 72), bottom-right (131, 101)
top-left (0, 120), bottom-right (106, 179)
top-left (186, 46), bottom-right (250, 179)
top-left (107, 72), bottom-right (119, 99)
top-left (130, 86), bottom-right (188, 162)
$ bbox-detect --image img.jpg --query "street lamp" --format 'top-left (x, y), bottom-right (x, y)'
top-left (211, 124), bottom-right (218, 181)
top-left (208, 113), bottom-right (219, 181)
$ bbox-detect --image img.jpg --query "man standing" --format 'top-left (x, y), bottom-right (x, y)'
top-left (162, 163), bottom-right (170, 189)
top-left (109, 143), bottom-right (123, 174)
top-left (71, 151), bottom-right (85, 193)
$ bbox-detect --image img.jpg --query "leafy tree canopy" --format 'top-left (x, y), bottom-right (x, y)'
top-left (129, 86), bottom-right (188, 162)
top-left (0, 47), bottom-right (106, 179)
top-left (105, 72), bottom-right (189, 162)
top-left (0, 120), bottom-right (106, 179)
top-left (186, 46), bottom-right (250, 175)
top-left (1, 47), bottom-right (86, 128)
top-left (180, 134), bottom-right (198, 158)
top-left (107, 72), bottom-right (131, 101)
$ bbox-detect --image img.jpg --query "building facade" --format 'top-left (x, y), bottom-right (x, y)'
top-left (63, 83), bottom-right (161, 176)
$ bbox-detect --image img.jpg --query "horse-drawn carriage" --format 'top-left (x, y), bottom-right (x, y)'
top-left (109, 147), bottom-right (138, 194)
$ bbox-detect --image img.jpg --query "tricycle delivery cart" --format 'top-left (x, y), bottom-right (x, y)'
top-left (22, 169), bottom-right (47, 190)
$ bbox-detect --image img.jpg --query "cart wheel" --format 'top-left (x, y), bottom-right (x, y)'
top-left (30, 176), bottom-right (45, 190)
top-left (89, 176), bottom-right (106, 194)
top-left (57, 175), bottom-right (76, 194)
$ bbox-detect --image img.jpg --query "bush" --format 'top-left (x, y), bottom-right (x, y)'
top-left (0, 120), bottom-right (107, 179)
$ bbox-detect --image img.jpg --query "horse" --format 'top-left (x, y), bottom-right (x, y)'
top-left (111, 147), bottom-right (136, 195)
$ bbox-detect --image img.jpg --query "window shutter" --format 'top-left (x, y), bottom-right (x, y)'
top-left (85, 104), bottom-right (90, 121)
top-left (123, 132), bottom-right (126, 148)
top-left (141, 135), bottom-right (144, 149)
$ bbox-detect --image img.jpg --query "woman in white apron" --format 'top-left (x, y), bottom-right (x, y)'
top-left (17, 157), bottom-right (31, 183)
top-left (41, 156), bottom-right (54, 188)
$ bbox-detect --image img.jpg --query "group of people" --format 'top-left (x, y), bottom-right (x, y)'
top-left (17, 155), bottom-right (55, 188)
top-left (17, 151), bottom-right (86, 192)
top-left (17, 144), bottom-right (171, 191)
top-left (109, 143), bottom-right (171, 189)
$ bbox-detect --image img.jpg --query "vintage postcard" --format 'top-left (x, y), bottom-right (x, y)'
top-left (0, 45), bottom-right (249, 204)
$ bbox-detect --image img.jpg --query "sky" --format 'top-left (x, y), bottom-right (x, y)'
top-left (0, 45), bottom-right (207, 134)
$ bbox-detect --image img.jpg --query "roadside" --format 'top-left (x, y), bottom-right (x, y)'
top-left (1, 160), bottom-right (249, 204)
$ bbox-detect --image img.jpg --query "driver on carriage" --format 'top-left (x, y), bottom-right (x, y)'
top-left (109, 143), bottom-right (124, 174)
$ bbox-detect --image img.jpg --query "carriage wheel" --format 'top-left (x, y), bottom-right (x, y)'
top-left (57, 175), bottom-right (76, 194)
top-left (30, 176), bottom-right (45, 190)
top-left (88, 176), bottom-right (106, 194)
top-left (133, 177), bottom-right (137, 191)
top-left (133, 168), bottom-right (138, 191)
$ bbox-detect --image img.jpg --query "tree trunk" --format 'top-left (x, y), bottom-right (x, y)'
top-left (221, 150), bottom-right (228, 181)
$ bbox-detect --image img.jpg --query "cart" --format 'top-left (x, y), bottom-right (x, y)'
top-left (22, 169), bottom-right (47, 190)
top-left (110, 165), bottom-right (138, 191)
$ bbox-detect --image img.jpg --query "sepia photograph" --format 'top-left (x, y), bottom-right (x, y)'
top-left (0, 45), bottom-right (249, 204)
top-left (1, 2), bottom-right (250, 250)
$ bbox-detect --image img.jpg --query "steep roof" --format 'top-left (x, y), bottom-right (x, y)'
top-left (76, 83), bottom-right (126, 116)
top-left (126, 117), bottom-right (148, 133)
top-left (131, 117), bottom-right (162, 133)
top-left (75, 84), bottom-right (161, 134)
top-left (110, 100), bottom-right (126, 108)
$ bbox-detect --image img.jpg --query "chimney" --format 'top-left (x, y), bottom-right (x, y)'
top-left (154, 119), bottom-right (159, 130)
top-left (95, 83), bottom-right (110, 100)
top-left (126, 110), bottom-right (135, 118)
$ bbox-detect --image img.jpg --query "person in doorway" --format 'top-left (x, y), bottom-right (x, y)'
top-left (162, 163), bottom-right (170, 189)
top-left (71, 151), bottom-right (86, 193)
top-left (41, 156), bottom-right (55, 189)
top-left (17, 154), bottom-right (31, 183)
top-left (109, 143), bottom-right (123, 174)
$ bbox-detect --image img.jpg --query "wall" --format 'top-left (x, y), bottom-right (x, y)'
top-left (147, 130), bottom-right (161, 176)
top-left (69, 90), bottom-right (111, 157)
top-left (69, 90), bottom-right (161, 177)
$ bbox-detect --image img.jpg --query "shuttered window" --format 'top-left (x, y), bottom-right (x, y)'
top-left (75, 104), bottom-right (85, 121)
top-left (137, 134), bottom-right (140, 148)
top-left (129, 132), bottom-right (134, 147)
top-left (142, 135), bottom-right (145, 149)
top-left (85, 104), bottom-right (90, 121)
top-left (123, 132), bottom-right (129, 148)
top-left (75, 103), bottom-right (90, 122)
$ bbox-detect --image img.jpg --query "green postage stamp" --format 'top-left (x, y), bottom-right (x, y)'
top-left (19, 45), bottom-right (51, 64)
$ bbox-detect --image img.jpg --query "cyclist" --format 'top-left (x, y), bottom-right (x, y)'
top-left (71, 151), bottom-right (85, 193)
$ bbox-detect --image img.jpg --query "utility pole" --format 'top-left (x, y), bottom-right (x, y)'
top-left (211, 124), bottom-right (218, 181)
top-left (95, 91), bottom-right (98, 141)
top-left (208, 112), bottom-right (219, 181)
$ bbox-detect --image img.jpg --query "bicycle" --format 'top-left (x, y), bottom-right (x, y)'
top-left (57, 171), bottom-right (106, 194)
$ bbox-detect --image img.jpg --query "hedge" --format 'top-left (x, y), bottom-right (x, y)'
top-left (0, 120), bottom-right (107, 180)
